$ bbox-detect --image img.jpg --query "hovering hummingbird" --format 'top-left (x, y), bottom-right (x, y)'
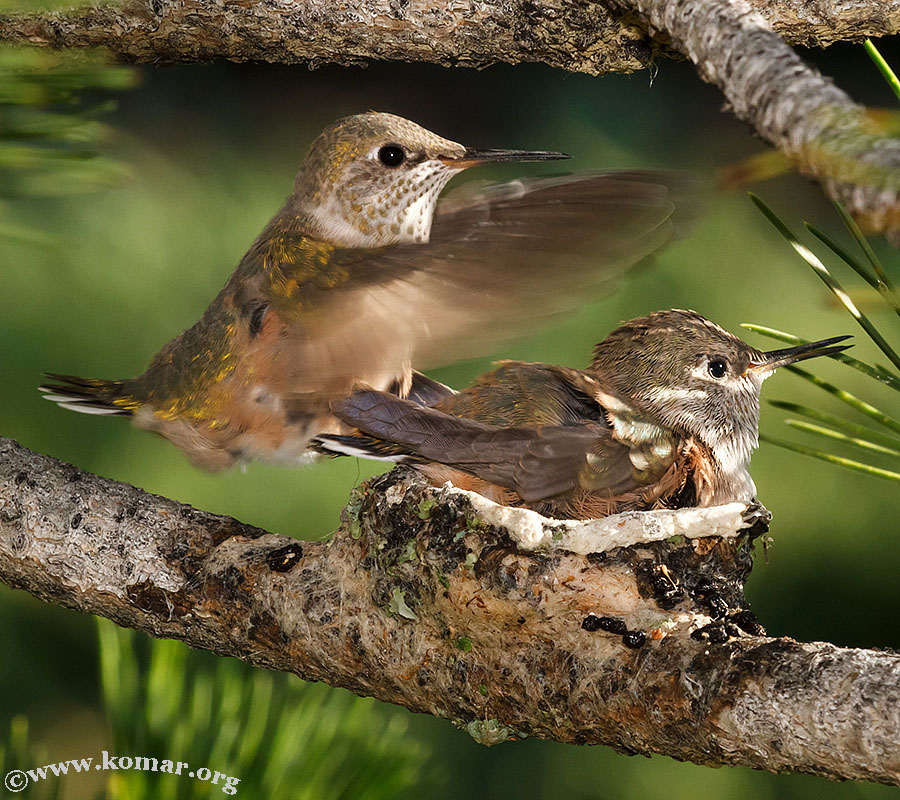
top-left (41, 112), bottom-right (693, 471)
top-left (313, 310), bottom-right (850, 519)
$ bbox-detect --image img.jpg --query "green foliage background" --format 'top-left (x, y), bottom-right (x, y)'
top-left (1, 36), bottom-right (900, 800)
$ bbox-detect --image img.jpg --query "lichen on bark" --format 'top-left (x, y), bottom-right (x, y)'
top-left (2, 437), bottom-right (899, 783)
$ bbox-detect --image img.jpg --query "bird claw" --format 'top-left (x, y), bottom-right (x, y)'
top-left (740, 501), bottom-right (772, 536)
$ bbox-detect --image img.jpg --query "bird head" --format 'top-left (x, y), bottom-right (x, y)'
top-left (590, 309), bottom-right (850, 471)
top-left (292, 112), bottom-right (568, 247)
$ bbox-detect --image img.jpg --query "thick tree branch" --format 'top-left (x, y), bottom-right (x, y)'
top-left (0, 0), bottom-right (897, 70)
top-left (618, 0), bottom-right (900, 240)
top-left (0, 0), bottom-right (654, 73)
top-left (1, 436), bottom-right (898, 784)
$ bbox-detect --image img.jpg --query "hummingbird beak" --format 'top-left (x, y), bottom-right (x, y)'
top-left (745, 335), bottom-right (853, 376)
top-left (441, 148), bottom-right (571, 169)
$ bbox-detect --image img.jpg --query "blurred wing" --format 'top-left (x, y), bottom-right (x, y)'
top-left (272, 171), bottom-right (698, 395)
top-left (328, 388), bottom-right (674, 503)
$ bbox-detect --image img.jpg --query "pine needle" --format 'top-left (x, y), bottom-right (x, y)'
top-left (784, 419), bottom-right (900, 459)
top-left (768, 399), bottom-right (900, 452)
top-left (761, 434), bottom-right (900, 482)
top-left (786, 365), bottom-right (900, 435)
top-left (742, 323), bottom-right (900, 391)
top-left (864, 38), bottom-right (900, 105)
top-left (750, 194), bottom-right (900, 372)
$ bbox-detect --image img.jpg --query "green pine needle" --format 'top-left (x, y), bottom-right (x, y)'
top-left (761, 434), bottom-right (900, 482)
top-left (750, 194), bottom-right (900, 372)
top-left (864, 38), bottom-right (900, 105)
top-left (0, 46), bottom-right (138, 241)
top-left (0, 717), bottom-right (63, 800)
top-left (98, 620), bottom-right (435, 800)
top-left (741, 323), bottom-right (900, 391)
top-left (786, 365), bottom-right (900, 435)
top-left (784, 419), bottom-right (900, 459)
top-left (804, 220), bottom-right (900, 317)
top-left (768, 399), bottom-right (900, 452)
top-left (832, 201), bottom-right (898, 294)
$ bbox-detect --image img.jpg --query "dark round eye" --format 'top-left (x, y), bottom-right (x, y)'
top-left (378, 144), bottom-right (406, 167)
top-left (708, 359), bottom-right (728, 379)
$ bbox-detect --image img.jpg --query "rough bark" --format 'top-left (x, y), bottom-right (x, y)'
top-left (619, 0), bottom-right (900, 240)
top-left (0, 0), bottom-right (898, 71)
top-left (0, 0), bottom-right (654, 73)
top-left (1, 436), bottom-right (898, 785)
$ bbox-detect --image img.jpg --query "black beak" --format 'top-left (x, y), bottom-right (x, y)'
top-left (441, 148), bottom-right (570, 168)
top-left (747, 335), bottom-right (853, 374)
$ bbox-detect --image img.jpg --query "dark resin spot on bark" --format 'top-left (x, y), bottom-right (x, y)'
top-left (582, 614), bottom-right (603, 632)
top-left (266, 543), bottom-right (304, 572)
top-left (731, 609), bottom-right (766, 636)
top-left (593, 616), bottom-right (628, 635)
top-left (126, 580), bottom-right (189, 617)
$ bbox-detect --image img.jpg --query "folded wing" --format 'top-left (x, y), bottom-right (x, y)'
top-left (319, 386), bottom-right (678, 503)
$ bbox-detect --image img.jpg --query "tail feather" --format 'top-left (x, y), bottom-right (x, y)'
top-left (310, 433), bottom-right (417, 463)
top-left (39, 373), bottom-right (136, 417)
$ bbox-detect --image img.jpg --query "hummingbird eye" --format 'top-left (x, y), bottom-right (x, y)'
top-left (707, 358), bottom-right (728, 379)
top-left (377, 144), bottom-right (406, 168)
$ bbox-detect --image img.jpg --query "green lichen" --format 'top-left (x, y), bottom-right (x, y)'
top-left (342, 490), bottom-right (365, 540)
top-left (386, 588), bottom-right (418, 621)
top-left (464, 719), bottom-right (524, 746)
top-left (465, 515), bottom-right (489, 533)
top-left (396, 539), bottom-right (418, 565)
top-left (455, 636), bottom-right (472, 652)
top-left (416, 497), bottom-right (436, 520)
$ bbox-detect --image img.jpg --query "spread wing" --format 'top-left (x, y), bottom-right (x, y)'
top-left (254, 171), bottom-right (698, 396)
top-left (322, 385), bottom-right (679, 503)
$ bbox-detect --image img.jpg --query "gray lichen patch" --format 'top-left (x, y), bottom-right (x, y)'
top-left (360, 469), bottom-right (759, 641)
top-left (464, 718), bottom-right (527, 746)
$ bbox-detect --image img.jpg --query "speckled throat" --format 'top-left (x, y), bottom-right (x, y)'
top-left (303, 159), bottom-right (463, 247)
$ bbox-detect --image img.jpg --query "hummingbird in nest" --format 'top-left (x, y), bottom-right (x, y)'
top-left (312, 309), bottom-right (850, 519)
top-left (40, 112), bottom-right (694, 471)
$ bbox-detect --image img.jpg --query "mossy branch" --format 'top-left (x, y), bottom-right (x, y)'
top-left (1, 436), bottom-right (898, 783)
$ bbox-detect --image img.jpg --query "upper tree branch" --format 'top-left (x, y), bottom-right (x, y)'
top-left (0, 0), bottom-right (653, 73)
top-left (0, 0), bottom-right (897, 71)
top-left (1, 436), bottom-right (898, 785)
top-left (618, 0), bottom-right (900, 240)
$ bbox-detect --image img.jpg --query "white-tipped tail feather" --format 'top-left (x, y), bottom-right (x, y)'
top-left (40, 394), bottom-right (127, 416)
top-left (311, 434), bottom-right (412, 463)
top-left (38, 374), bottom-right (134, 417)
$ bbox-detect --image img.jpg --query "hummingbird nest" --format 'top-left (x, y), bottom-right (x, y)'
top-left (338, 466), bottom-right (770, 743)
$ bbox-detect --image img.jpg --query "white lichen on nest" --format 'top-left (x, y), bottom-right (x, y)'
top-left (427, 482), bottom-right (752, 556)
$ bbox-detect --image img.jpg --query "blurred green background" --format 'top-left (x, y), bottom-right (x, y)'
top-left (1, 33), bottom-right (899, 800)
